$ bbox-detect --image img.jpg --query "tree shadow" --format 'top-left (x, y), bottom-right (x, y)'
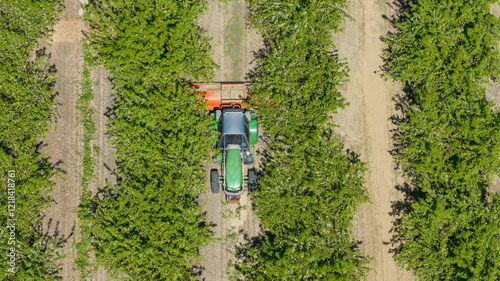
top-left (234, 230), bottom-right (268, 262)
top-left (379, 0), bottom-right (414, 76)
top-left (380, 0), bottom-right (427, 259)
top-left (385, 84), bottom-right (426, 257)
top-left (244, 44), bottom-right (269, 82)
top-left (34, 217), bottom-right (76, 279)
top-left (388, 84), bottom-right (416, 169)
top-left (39, 217), bottom-right (75, 249)
top-left (38, 150), bottom-right (66, 179)
top-left (382, 0), bottom-right (414, 26)
top-left (191, 264), bottom-right (205, 279)
top-left (103, 161), bottom-right (121, 184)
top-left (387, 182), bottom-right (425, 256)
top-left (199, 210), bottom-right (218, 229)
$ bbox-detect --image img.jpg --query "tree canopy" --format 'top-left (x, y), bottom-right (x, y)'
top-left (383, 0), bottom-right (500, 279)
top-left (80, 0), bottom-right (218, 279)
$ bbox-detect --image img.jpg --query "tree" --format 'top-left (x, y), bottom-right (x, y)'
top-left (383, 0), bottom-right (500, 279)
top-left (234, 134), bottom-right (369, 280)
top-left (232, 1), bottom-right (369, 279)
top-left (0, 0), bottom-right (63, 279)
top-left (382, 0), bottom-right (500, 93)
top-left (81, 0), bottom-right (218, 278)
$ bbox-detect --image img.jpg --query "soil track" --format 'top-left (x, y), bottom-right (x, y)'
top-left (333, 0), bottom-right (414, 280)
top-left (41, 2), bottom-right (84, 279)
top-left (197, 1), bottom-right (262, 280)
top-left (88, 67), bottom-right (116, 281)
top-left (200, 0), bottom-right (261, 82)
top-left (41, 0), bottom-right (115, 279)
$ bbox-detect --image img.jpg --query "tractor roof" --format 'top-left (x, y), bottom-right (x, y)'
top-left (222, 109), bottom-right (245, 135)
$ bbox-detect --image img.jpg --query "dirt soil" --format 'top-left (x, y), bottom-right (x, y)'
top-left (200, 0), bottom-right (262, 82)
top-left (332, 0), bottom-right (414, 280)
top-left (197, 1), bottom-right (263, 280)
top-left (40, 2), bottom-right (84, 280)
top-left (487, 4), bottom-right (500, 195)
top-left (41, 0), bottom-right (115, 280)
top-left (88, 66), bottom-right (116, 281)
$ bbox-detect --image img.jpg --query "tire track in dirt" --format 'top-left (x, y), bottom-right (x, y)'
top-left (333, 0), bottom-right (414, 280)
top-left (42, 0), bottom-right (116, 279)
top-left (197, 1), bottom-right (262, 280)
top-left (41, 1), bottom-right (84, 279)
top-left (201, 0), bottom-right (261, 82)
top-left (89, 67), bottom-right (115, 281)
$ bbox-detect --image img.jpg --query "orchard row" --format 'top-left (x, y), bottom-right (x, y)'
top-left (383, 0), bottom-right (500, 279)
top-left (231, 0), bottom-right (370, 279)
top-left (0, 1), bottom-right (63, 279)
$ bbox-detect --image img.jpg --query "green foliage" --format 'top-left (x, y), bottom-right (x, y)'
top-left (84, 0), bottom-right (216, 83)
top-left (233, 0), bottom-right (369, 279)
top-left (248, 36), bottom-right (348, 149)
top-left (383, 0), bottom-right (500, 92)
top-left (0, 0), bottom-right (63, 279)
top-left (395, 188), bottom-right (500, 280)
top-left (395, 88), bottom-right (500, 193)
top-left (235, 134), bottom-right (369, 280)
top-left (248, 0), bottom-right (349, 42)
top-left (391, 90), bottom-right (500, 280)
top-left (254, 134), bottom-right (367, 234)
top-left (75, 44), bottom-right (98, 280)
top-left (80, 179), bottom-right (212, 279)
top-left (383, 0), bottom-right (500, 279)
top-left (81, 0), bottom-right (217, 279)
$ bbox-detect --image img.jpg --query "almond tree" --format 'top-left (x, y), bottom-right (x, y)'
top-left (383, 0), bottom-right (500, 279)
top-left (80, 0), bottom-right (218, 279)
top-left (233, 0), bottom-right (370, 279)
top-left (0, 0), bottom-right (63, 279)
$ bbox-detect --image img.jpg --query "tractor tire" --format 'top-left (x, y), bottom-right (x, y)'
top-left (210, 169), bottom-right (219, 194)
top-left (248, 169), bottom-right (257, 193)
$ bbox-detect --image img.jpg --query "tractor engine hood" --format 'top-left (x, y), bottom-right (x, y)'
top-left (225, 145), bottom-right (242, 191)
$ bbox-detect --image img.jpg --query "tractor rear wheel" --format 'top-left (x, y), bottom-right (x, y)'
top-left (210, 169), bottom-right (219, 194)
top-left (248, 169), bottom-right (256, 193)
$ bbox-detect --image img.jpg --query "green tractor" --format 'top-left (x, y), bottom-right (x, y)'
top-left (195, 83), bottom-right (258, 203)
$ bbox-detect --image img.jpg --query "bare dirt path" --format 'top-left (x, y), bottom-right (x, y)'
top-left (333, 0), bottom-right (414, 280)
top-left (200, 0), bottom-right (261, 82)
top-left (41, 1), bottom-right (84, 279)
top-left (41, 0), bottom-right (115, 279)
top-left (487, 4), bottom-right (500, 195)
top-left (89, 66), bottom-right (115, 281)
top-left (197, 1), bottom-right (262, 280)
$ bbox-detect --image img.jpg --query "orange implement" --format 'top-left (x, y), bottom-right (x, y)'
top-left (194, 82), bottom-right (249, 110)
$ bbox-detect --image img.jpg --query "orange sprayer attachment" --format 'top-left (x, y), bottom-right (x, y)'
top-left (194, 83), bottom-right (249, 110)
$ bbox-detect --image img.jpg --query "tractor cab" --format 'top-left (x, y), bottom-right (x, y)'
top-left (217, 109), bottom-right (255, 165)
top-left (195, 83), bottom-right (258, 203)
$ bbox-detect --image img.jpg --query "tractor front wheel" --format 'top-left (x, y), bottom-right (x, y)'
top-left (210, 169), bottom-right (219, 194)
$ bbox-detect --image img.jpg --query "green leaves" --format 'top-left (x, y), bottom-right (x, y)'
top-left (248, 36), bottom-right (348, 150)
top-left (395, 189), bottom-right (500, 280)
top-left (82, 180), bottom-right (212, 280)
top-left (235, 135), bottom-right (370, 280)
top-left (81, 0), bottom-right (217, 279)
top-left (383, 0), bottom-right (500, 92)
top-left (248, 0), bottom-right (349, 43)
top-left (85, 0), bottom-right (216, 83)
top-left (383, 0), bottom-right (500, 279)
top-left (0, 0), bottom-right (63, 279)
top-left (233, 1), bottom-right (369, 280)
